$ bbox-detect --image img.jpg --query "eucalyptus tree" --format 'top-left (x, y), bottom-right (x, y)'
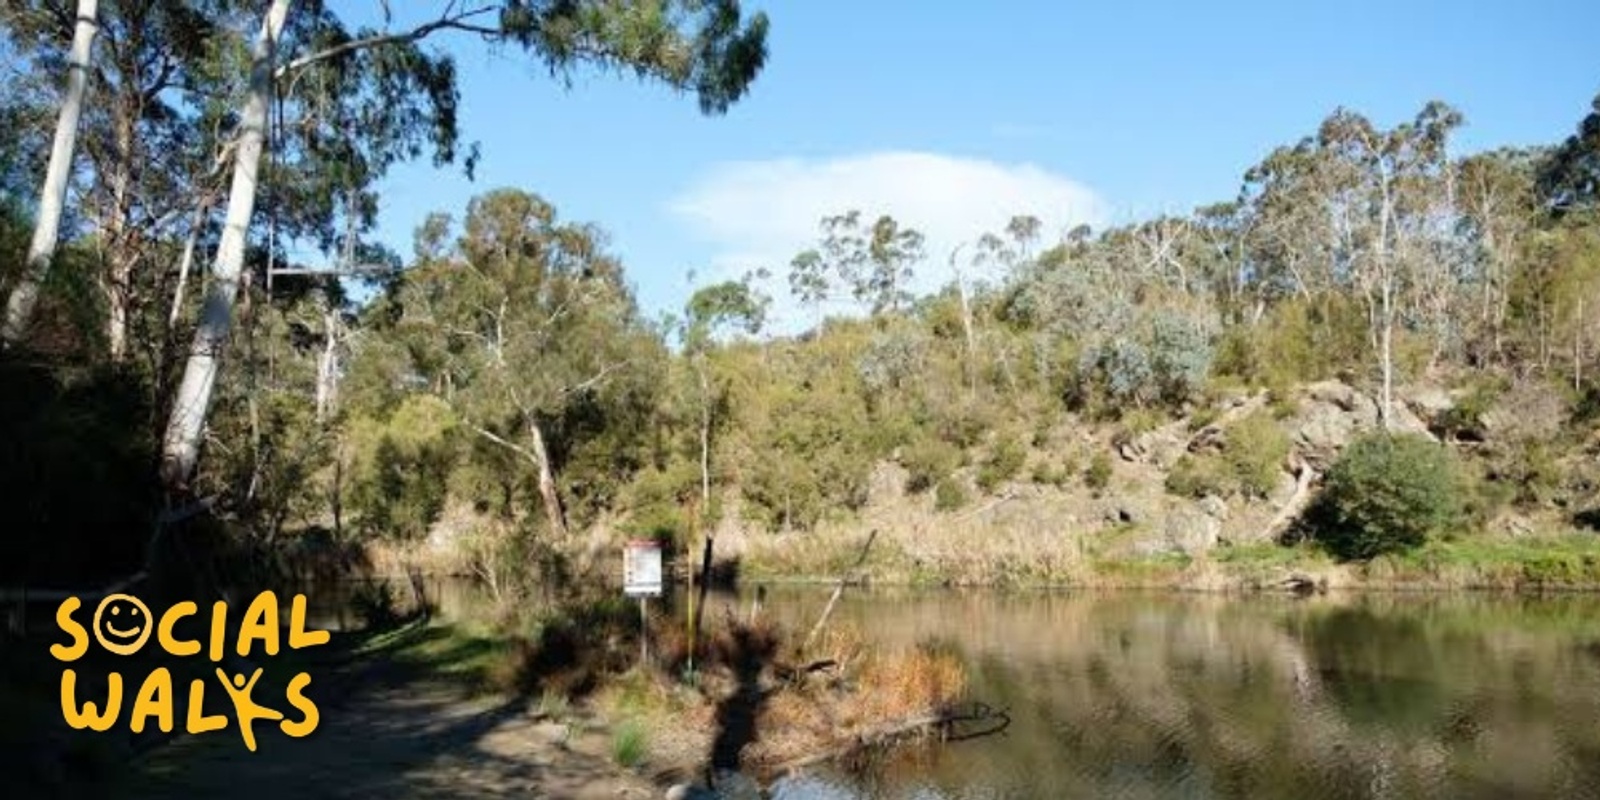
top-left (1456, 148), bottom-right (1540, 364)
top-left (1313, 102), bottom-right (1464, 429)
top-left (0, 0), bottom-right (250, 360)
top-left (682, 277), bottom-right (766, 508)
top-left (1540, 91), bottom-right (1600, 216)
top-left (1239, 138), bottom-right (1343, 303)
top-left (790, 210), bottom-right (925, 320)
top-left (160, 0), bottom-right (771, 493)
top-left (0, 0), bottom-right (100, 350)
top-left (1191, 200), bottom-right (1254, 323)
top-left (862, 213), bottom-right (924, 315)
top-left (377, 189), bottom-right (654, 537)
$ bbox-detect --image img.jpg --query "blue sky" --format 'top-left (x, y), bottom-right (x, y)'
top-left (360, 0), bottom-right (1600, 330)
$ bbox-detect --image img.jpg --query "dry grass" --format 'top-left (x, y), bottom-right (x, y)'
top-left (582, 616), bottom-right (968, 776)
top-left (728, 489), bottom-right (1104, 588)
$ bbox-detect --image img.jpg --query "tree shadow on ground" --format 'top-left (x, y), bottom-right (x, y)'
top-left (706, 622), bottom-right (780, 784)
top-left (106, 622), bottom-right (645, 800)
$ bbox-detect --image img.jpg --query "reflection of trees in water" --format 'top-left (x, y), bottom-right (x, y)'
top-left (752, 590), bottom-right (1600, 799)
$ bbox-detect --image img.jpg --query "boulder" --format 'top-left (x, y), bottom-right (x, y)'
top-left (1163, 507), bottom-right (1221, 556)
top-left (1129, 505), bottom-right (1221, 557)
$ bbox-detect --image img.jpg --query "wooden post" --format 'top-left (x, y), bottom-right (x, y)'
top-left (685, 538), bottom-right (696, 675)
top-left (694, 536), bottom-right (714, 639)
top-left (640, 596), bottom-right (649, 666)
top-left (624, 539), bottom-right (662, 671)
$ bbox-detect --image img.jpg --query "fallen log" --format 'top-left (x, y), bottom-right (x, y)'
top-left (761, 702), bottom-right (1011, 781)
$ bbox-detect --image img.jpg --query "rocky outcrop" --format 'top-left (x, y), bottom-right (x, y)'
top-left (1292, 380), bottom-right (1433, 466)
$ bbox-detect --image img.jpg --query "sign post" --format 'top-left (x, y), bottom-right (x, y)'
top-left (623, 539), bottom-right (663, 667)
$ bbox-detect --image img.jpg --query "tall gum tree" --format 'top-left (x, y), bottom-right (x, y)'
top-left (1, 0), bottom-right (99, 349)
top-left (376, 189), bottom-right (655, 537)
top-left (1, 0), bottom-right (250, 361)
top-left (159, 0), bottom-right (771, 494)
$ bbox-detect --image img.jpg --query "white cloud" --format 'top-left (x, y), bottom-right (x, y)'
top-left (665, 151), bottom-right (1109, 333)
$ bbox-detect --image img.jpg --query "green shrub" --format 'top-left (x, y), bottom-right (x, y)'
top-left (902, 437), bottom-right (962, 494)
top-left (1165, 412), bottom-right (1287, 500)
top-left (1306, 433), bottom-right (1466, 561)
top-left (1166, 454), bottom-right (1228, 498)
top-left (939, 402), bottom-right (994, 449)
top-left (1031, 457), bottom-right (1075, 488)
top-left (1486, 440), bottom-right (1561, 506)
top-left (934, 478), bottom-right (969, 511)
top-left (1085, 452), bottom-right (1113, 492)
top-left (1437, 376), bottom-right (1504, 439)
top-left (976, 433), bottom-right (1026, 492)
top-left (611, 719), bottom-right (648, 768)
top-left (1225, 412), bottom-right (1290, 498)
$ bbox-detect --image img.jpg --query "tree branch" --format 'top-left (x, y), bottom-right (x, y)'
top-left (274, 6), bottom-right (499, 80)
top-left (471, 423), bottom-right (540, 468)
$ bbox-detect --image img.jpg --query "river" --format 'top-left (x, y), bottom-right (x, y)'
top-left (337, 580), bottom-right (1600, 799)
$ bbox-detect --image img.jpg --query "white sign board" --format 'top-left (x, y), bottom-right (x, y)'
top-left (623, 540), bottom-right (663, 597)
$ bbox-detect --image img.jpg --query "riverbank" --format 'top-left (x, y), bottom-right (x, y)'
top-left (727, 525), bottom-right (1600, 593)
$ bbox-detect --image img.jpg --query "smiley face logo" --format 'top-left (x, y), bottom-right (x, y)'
top-left (92, 593), bottom-right (153, 655)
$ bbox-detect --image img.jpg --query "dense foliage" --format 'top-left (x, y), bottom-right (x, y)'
top-left (1306, 433), bottom-right (1468, 561)
top-left (0, 0), bottom-right (1597, 586)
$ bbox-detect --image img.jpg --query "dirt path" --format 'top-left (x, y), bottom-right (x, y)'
top-left (115, 645), bottom-right (665, 799)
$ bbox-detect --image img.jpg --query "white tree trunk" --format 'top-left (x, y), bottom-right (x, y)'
top-left (527, 418), bottom-right (568, 536)
top-left (1, 0), bottom-right (100, 347)
top-left (949, 245), bottom-right (977, 390)
top-left (159, 0), bottom-right (292, 490)
top-left (168, 196), bottom-right (215, 331)
top-left (314, 299), bottom-right (339, 423)
top-left (1375, 169), bottom-right (1395, 433)
top-left (1380, 280), bottom-right (1394, 432)
top-left (698, 363), bottom-right (712, 508)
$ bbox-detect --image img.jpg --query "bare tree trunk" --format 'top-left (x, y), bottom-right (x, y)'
top-left (1, 0), bottom-right (100, 348)
top-left (1379, 277), bottom-right (1394, 432)
top-left (949, 244), bottom-right (977, 390)
top-left (314, 298), bottom-right (339, 423)
top-left (527, 418), bottom-right (567, 536)
top-left (106, 251), bottom-right (136, 361)
top-left (159, 0), bottom-right (292, 491)
top-left (1375, 171), bottom-right (1395, 433)
top-left (168, 195), bottom-right (215, 331)
top-left (698, 363), bottom-right (712, 509)
top-left (103, 101), bottom-right (139, 362)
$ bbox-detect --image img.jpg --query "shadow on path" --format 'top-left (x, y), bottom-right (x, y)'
top-left (110, 624), bottom-right (653, 800)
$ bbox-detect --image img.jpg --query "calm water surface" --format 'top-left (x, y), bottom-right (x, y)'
top-left (378, 581), bottom-right (1600, 800)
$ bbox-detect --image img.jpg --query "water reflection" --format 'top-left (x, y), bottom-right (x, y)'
top-left (740, 589), bottom-right (1600, 800)
top-left (330, 580), bottom-right (1600, 799)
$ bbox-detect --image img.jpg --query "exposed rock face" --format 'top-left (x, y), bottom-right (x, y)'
top-left (1164, 506), bottom-right (1221, 556)
top-left (1125, 503), bottom-right (1220, 557)
top-left (1293, 380), bottom-right (1433, 465)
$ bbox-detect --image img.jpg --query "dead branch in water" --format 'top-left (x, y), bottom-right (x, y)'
top-left (761, 702), bottom-right (1012, 781)
top-left (802, 529), bottom-right (877, 654)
